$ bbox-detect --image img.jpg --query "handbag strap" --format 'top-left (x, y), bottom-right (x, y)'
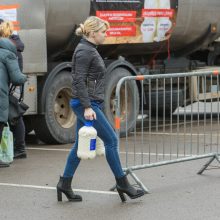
top-left (19, 85), bottom-right (24, 102)
top-left (9, 85), bottom-right (16, 94)
top-left (9, 84), bottom-right (24, 102)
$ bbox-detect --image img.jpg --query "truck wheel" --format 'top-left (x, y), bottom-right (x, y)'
top-left (34, 71), bottom-right (76, 144)
top-left (104, 67), bottom-right (139, 136)
top-left (208, 43), bottom-right (220, 65)
top-left (145, 88), bottom-right (184, 115)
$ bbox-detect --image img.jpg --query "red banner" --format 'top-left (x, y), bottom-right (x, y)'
top-left (107, 26), bottom-right (136, 37)
top-left (0, 4), bottom-right (20, 10)
top-left (96, 11), bottom-right (136, 22)
top-left (142, 9), bottom-right (175, 18)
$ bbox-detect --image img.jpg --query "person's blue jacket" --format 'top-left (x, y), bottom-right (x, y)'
top-left (0, 38), bottom-right (27, 123)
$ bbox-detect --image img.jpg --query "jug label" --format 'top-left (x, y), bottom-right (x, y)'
top-left (90, 139), bottom-right (96, 151)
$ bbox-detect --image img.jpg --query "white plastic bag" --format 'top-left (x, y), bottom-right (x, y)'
top-left (0, 125), bottom-right (14, 163)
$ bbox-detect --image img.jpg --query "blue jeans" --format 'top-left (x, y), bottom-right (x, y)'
top-left (63, 99), bottom-right (125, 178)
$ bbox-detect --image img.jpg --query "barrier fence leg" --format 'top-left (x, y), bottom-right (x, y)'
top-left (197, 154), bottom-right (220, 175)
top-left (110, 170), bottom-right (150, 194)
top-left (127, 169), bottom-right (150, 194)
top-left (215, 154), bottom-right (220, 163)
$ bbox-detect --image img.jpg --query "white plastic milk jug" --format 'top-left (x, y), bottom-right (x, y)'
top-left (96, 136), bottom-right (105, 156)
top-left (77, 121), bottom-right (97, 160)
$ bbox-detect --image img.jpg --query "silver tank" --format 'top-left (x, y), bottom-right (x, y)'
top-left (1, 0), bottom-right (220, 71)
top-left (45, 0), bottom-right (90, 56)
top-left (45, 0), bottom-right (220, 56)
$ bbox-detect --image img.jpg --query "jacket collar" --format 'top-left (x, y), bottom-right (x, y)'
top-left (0, 38), bottom-right (17, 55)
top-left (80, 38), bottom-right (98, 49)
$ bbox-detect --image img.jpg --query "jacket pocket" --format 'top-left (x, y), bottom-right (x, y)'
top-left (87, 80), bottom-right (96, 95)
top-left (95, 80), bottom-right (104, 95)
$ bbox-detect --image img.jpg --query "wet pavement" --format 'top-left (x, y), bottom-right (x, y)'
top-left (1, 129), bottom-right (220, 220)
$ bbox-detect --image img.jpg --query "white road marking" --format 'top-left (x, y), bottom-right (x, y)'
top-left (26, 147), bottom-right (197, 157)
top-left (27, 147), bottom-right (70, 152)
top-left (0, 183), bottom-right (117, 195)
top-left (132, 132), bottom-right (219, 136)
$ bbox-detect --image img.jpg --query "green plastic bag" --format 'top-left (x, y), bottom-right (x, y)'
top-left (0, 125), bottom-right (14, 163)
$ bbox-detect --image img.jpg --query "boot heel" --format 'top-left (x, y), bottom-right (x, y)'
top-left (57, 189), bottom-right (62, 202)
top-left (117, 189), bottom-right (126, 202)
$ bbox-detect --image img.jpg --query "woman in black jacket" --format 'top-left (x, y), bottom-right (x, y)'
top-left (57, 16), bottom-right (144, 202)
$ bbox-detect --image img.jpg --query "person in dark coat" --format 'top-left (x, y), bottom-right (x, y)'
top-left (0, 37), bottom-right (27, 167)
top-left (0, 20), bottom-right (27, 159)
top-left (9, 34), bottom-right (24, 72)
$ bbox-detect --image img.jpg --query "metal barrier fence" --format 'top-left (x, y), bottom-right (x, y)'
top-left (114, 69), bottom-right (220, 193)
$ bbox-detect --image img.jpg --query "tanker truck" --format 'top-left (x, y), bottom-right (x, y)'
top-left (0, 0), bottom-right (220, 144)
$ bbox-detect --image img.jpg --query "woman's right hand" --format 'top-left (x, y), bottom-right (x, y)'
top-left (84, 108), bottom-right (96, 121)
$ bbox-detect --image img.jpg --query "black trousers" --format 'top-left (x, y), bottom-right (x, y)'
top-left (10, 117), bottom-right (26, 150)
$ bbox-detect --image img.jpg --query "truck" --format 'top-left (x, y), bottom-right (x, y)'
top-left (0, 0), bottom-right (220, 144)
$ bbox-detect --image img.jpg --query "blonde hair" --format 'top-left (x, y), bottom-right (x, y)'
top-left (76, 16), bottom-right (109, 37)
top-left (0, 21), bottom-right (14, 37)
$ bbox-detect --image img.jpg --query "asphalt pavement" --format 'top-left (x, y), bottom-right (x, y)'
top-left (1, 130), bottom-right (220, 220)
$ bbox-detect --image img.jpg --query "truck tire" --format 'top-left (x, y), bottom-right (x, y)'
top-left (104, 67), bottom-right (139, 136)
top-left (145, 88), bottom-right (184, 115)
top-left (208, 43), bottom-right (220, 66)
top-left (34, 71), bottom-right (76, 144)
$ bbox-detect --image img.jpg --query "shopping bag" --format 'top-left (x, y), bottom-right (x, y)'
top-left (8, 85), bottom-right (29, 125)
top-left (9, 94), bottom-right (29, 125)
top-left (0, 125), bottom-right (14, 163)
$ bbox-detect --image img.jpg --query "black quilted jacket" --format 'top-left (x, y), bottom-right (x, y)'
top-left (71, 38), bottom-right (106, 108)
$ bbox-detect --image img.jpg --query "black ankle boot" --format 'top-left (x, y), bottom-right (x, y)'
top-left (14, 149), bottom-right (27, 159)
top-left (56, 176), bottom-right (82, 202)
top-left (14, 144), bottom-right (27, 159)
top-left (116, 175), bottom-right (145, 202)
